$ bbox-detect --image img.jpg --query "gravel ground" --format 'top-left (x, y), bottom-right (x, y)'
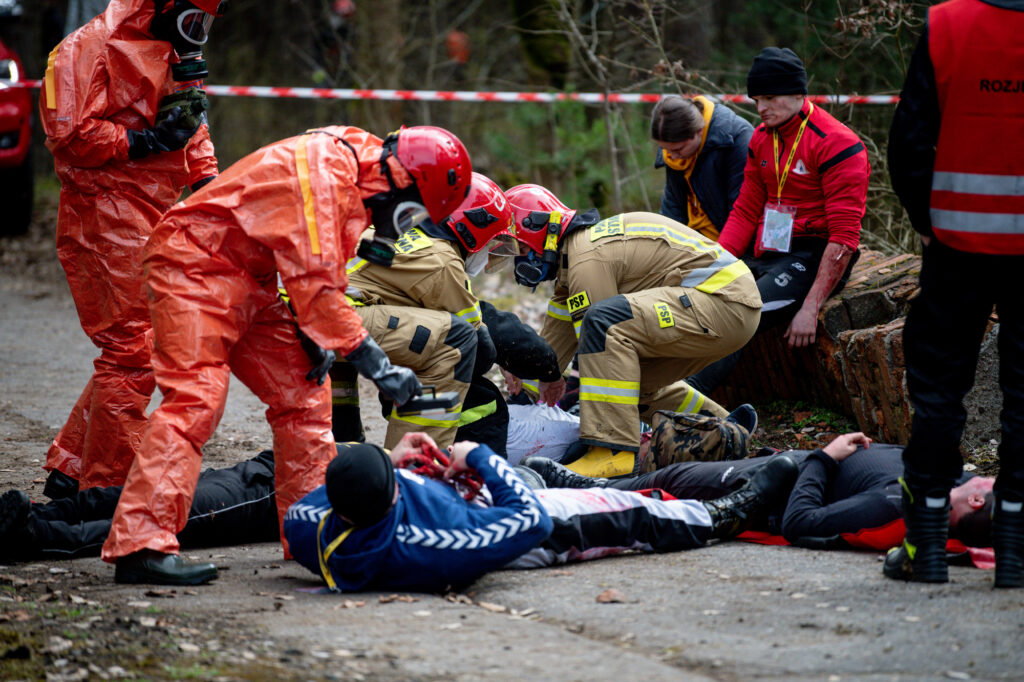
top-left (1, 200), bottom-right (1022, 681)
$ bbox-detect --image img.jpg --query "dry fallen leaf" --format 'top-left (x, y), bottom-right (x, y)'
top-left (477, 601), bottom-right (507, 613)
top-left (596, 589), bottom-right (626, 604)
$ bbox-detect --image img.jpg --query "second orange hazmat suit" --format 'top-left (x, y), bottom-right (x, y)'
top-left (101, 126), bottom-right (405, 561)
top-left (39, 0), bottom-right (219, 489)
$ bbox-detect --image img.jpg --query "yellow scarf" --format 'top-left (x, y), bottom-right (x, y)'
top-left (660, 96), bottom-right (717, 239)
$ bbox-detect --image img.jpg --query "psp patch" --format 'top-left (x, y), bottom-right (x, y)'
top-left (567, 290), bottom-right (591, 315)
top-left (653, 302), bottom-right (674, 328)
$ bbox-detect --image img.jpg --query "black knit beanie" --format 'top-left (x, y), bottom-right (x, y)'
top-left (325, 444), bottom-right (396, 527)
top-left (747, 47), bottom-right (807, 96)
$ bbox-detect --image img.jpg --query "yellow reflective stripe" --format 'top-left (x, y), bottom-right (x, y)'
top-left (694, 259), bottom-right (751, 294)
top-left (573, 318), bottom-right (582, 340)
top-left (44, 44), bottom-right (60, 109)
top-left (623, 223), bottom-right (721, 255)
top-left (331, 382), bottom-right (359, 406)
top-left (345, 256), bottom-right (369, 275)
top-left (675, 386), bottom-right (705, 415)
top-left (579, 377), bottom-right (640, 405)
top-left (295, 136), bottom-right (321, 256)
top-left (456, 302), bottom-right (482, 325)
top-left (316, 515), bottom-right (354, 592)
top-left (343, 294), bottom-right (365, 308)
top-left (547, 299), bottom-right (571, 321)
top-left (521, 379), bottom-right (540, 391)
top-left (457, 400), bottom-right (497, 427)
top-left (392, 407), bottom-right (463, 428)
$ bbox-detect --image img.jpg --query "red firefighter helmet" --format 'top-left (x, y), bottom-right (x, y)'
top-left (395, 126), bottom-right (472, 224)
top-left (188, 0), bottom-right (225, 16)
top-left (443, 173), bottom-right (516, 254)
top-left (505, 183), bottom-right (576, 255)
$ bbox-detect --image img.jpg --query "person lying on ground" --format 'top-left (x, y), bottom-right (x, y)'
top-left (0, 452), bottom-right (278, 563)
top-left (283, 433), bottom-right (798, 593)
top-left (525, 432), bottom-right (995, 553)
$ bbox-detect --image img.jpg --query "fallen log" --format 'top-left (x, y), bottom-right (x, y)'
top-left (712, 249), bottom-right (1001, 446)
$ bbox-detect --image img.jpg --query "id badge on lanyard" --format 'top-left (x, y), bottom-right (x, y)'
top-left (760, 102), bottom-right (813, 254)
top-left (761, 203), bottom-right (796, 253)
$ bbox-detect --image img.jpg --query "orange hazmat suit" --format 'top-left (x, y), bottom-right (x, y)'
top-left (101, 126), bottom-right (407, 561)
top-left (39, 0), bottom-right (218, 489)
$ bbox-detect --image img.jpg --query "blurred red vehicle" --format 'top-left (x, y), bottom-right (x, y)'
top-left (0, 27), bottom-right (33, 235)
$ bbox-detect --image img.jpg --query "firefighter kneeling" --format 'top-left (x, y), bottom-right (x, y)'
top-left (506, 185), bottom-right (762, 478)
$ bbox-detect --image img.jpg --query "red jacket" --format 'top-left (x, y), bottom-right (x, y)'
top-left (927, 0), bottom-right (1024, 254)
top-left (718, 100), bottom-right (869, 258)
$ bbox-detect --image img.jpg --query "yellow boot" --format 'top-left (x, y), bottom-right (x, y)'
top-left (564, 444), bottom-right (639, 478)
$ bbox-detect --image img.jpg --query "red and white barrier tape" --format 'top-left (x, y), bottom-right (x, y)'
top-left (12, 80), bottom-right (900, 105)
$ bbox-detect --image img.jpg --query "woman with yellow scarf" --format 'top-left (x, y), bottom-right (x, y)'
top-left (651, 95), bottom-right (753, 242)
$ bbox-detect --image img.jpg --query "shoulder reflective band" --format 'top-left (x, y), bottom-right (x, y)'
top-left (295, 135), bottom-right (321, 255)
top-left (772, 101), bottom-right (814, 201)
top-left (547, 299), bottom-right (571, 321)
top-left (44, 44), bottom-right (60, 110)
top-left (456, 302), bottom-right (482, 325)
top-left (316, 515), bottom-right (355, 591)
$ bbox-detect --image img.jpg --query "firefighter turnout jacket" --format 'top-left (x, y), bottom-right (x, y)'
top-left (542, 212), bottom-right (762, 451)
top-left (341, 227), bottom-right (483, 448)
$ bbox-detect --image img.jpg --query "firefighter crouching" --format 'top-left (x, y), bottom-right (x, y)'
top-left (506, 184), bottom-right (762, 478)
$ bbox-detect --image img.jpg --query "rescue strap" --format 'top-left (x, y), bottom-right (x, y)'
top-left (394, 444), bottom-right (483, 501)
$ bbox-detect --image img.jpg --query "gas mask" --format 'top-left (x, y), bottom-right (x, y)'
top-left (358, 135), bottom-right (430, 267)
top-left (151, 0), bottom-right (225, 82)
top-left (513, 251), bottom-right (557, 287)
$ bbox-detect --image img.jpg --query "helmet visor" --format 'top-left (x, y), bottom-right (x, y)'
top-left (483, 235), bottom-right (519, 274)
top-left (177, 9), bottom-right (216, 45)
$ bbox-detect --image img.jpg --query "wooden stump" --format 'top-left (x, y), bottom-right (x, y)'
top-left (711, 249), bottom-right (1002, 445)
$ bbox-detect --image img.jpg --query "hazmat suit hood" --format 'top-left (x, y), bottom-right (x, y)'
top-left (322, 126), bottom-right (416, 203)
top-left (99, 0), bottom-right (161, 41)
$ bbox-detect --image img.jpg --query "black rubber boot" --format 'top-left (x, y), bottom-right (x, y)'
top-left (523, 456), bottom-right (609, 489)
top-left (43, 469), bottom-right (79, 500)
top-left (993, 495), bottom-right (1024, 589)
top-left (115, 549), bottom-right (219, 586)
top-left (702, 454), bottom-right (799, 540)
top-left (882, 479), bottom-right (949, 583)
top-left (0, 490), bottom-right (31, 561)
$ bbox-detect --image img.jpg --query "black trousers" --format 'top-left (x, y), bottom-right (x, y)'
top-left (24, 451), bottom-right (279, 560)
top-left (902, 240), bottom-right (1024, 498)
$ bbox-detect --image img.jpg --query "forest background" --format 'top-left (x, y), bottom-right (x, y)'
top-left (7, 0), bottom-right (925, 254)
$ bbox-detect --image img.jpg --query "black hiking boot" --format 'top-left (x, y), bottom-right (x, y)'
top-left (512, 465), bottom-right (548, 491)
top-left (523, 456), bottom-right (610, 489)
top-left (43, 469), bottom-right (79, 500)
top-left (702, 454), bottom-right (799, 540)
top-left (882, 479), bottom-right (949, 583)
top-left (115, 550), bottom-right (218, 586)
top-left (993, 495), bottom-right (1024, 589)
top-left (725, 403), bottom-right (758, 435)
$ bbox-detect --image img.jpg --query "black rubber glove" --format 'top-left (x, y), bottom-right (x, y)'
top-left (296, 328), bottom-right (335, 386)
top-left (345, 335), bottom-right (422, 405)
top-left (127, 107), bottom-right (200, 160)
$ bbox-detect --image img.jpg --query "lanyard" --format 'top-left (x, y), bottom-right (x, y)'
top-left (316, 514), bottom-right (355, 591)
top-left (771, 101), bottom-right (814, 202)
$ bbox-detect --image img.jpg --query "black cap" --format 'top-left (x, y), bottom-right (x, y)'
top-left (325, 444), bottom-right (396, 527)
top-left (747, 47), bottom-right (807, 97)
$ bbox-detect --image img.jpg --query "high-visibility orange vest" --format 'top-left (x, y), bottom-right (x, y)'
top-left (928, 0), bottom-right (1024, 254)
